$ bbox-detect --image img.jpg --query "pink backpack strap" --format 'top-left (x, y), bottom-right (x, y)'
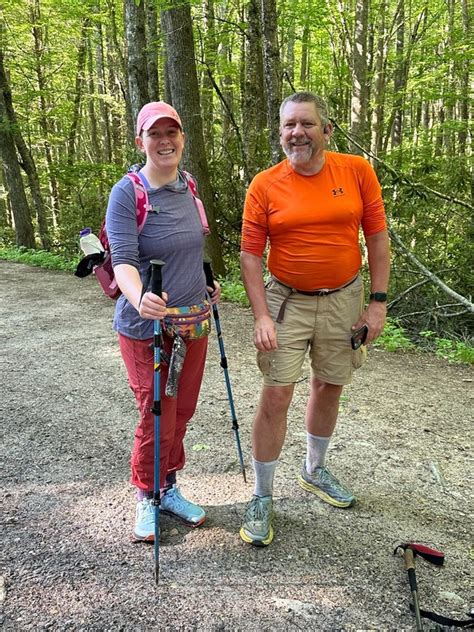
top-left (182, 170), bottom-right (210, 235)
top-left (126, 172), bottom-right (151, 233)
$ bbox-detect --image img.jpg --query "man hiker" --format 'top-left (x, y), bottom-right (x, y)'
top-left (239, 91), bottom-right (390, 546)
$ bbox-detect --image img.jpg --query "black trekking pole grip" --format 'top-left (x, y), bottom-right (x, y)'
top-left (203, 260), bottom-right (215, 290)
top-left (150, 259), bottom-right (165, 296)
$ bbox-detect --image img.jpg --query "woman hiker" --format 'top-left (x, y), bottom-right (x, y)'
top-left (105, 101), bottom-right (220, 541)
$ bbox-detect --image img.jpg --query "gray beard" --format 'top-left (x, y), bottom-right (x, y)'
top-left (283, 143), bottom-right (313, 164)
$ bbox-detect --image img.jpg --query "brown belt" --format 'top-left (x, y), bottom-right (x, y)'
top-left (272, 275), bottom-right (359, 323)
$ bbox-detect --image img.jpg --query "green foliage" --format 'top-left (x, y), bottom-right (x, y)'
top-left (220, 279), bottom-right (249, 307)
top-left (374, 319), bottom-right (415, 352)
top-left (218, 261), bottom-right (249, 307)
top-left (1, 0), bottom-right (472, 344)
top-left (54, 161), bottom-right (125, 254)
top-left (0, 246), bottom-right (79, 271)
top-left (2, 245), bottom-right (471, 365)
top-left (373, 320), bottom-right (473, 365)
top-left (420, 331), bottom-right (474, 364)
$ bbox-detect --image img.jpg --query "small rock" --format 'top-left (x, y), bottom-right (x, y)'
top-left (439, 591), bottom-right (465, 604)
top-left (0, 576), bottom-right (6, 603)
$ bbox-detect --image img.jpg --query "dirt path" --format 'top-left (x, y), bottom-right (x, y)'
top-left (1, 260), bottom-right (472, 631)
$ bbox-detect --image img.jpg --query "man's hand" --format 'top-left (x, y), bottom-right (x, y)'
top-left (254, 314), bottom-right (278, 351)
top-left (352, 301), bottom-right (387, 344)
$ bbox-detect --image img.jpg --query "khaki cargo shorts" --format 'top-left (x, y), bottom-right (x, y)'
top-left (257, 276), bottom-right (366, 386)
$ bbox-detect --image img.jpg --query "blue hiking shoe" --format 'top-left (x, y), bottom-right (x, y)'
top-left (299, 463), bottom-right (355, 508)
top-left (133, 498), bottom-right (156, 542)
top-left (160, 485), bottom-right (206, 527)
top-left (239, 495), bottom-right (274, 547)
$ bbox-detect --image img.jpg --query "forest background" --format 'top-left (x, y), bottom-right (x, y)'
top-left (0, 0), bottom-right (472, 353)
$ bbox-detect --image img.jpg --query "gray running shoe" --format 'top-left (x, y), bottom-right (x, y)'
top-left (133, 498), bottom-right (156, 542)
top-left (299, 463), bottom-right (355, 508)
top-left (160, 485), bottom-right (206, 527)
top-left (239, 495), bottom-right (274, 547)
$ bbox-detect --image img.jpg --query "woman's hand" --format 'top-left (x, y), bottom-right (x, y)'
top-left (207, 280), bottom-right (221, 305)
top-left (139, 291), bottom-right (168, 320)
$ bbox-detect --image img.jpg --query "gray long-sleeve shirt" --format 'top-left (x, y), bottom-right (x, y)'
top-left (105, 170), bottom-right (207, 340)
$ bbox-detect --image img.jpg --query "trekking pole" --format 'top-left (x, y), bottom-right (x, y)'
top-left (204, 261), bottom-right (247, 483)
top-left (403, 546), bottom-right (424, 631)
top-left (150, 259), bottom-right (165, 584)
top-left (394, 543), bottom-right (474, 629)
top-left (394, 542), bottom-right (445, 632)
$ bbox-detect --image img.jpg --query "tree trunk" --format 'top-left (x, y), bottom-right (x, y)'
top-left (124, 0), bottom-right (149, 126)
top-left (370, 0), bottom-right (386, 161)
top-left (391, 0), bottom-right (404, 155)
top-left (216, 1), bottom-right (234, 147)
top-left (0, 35), bottom-right (49, 248)
top-left (350, 0), bottom-right (369, 152)
top-left (242, 0), bottom-right (267, 175)
top-left (162, 52), bottom-right (172, 105)
top-left (335, 0), bottom-right (354, 121)
top-left (161, 0), bottom-right (226, 276)
top-left (145, 0), bottom-right (160, 101)
top-left (300, 11), bottom-right (310, 87)
top-left (201, 0), bottom-right (217, 154)
top-left (94, 5), bottom-right (112, 163)
top-left (435, 103), bottom-right (445, 157)
top-left (87, 36), bottom-right (101, 161)
top-left (458, 0), bottom-right (470, 155)
top-left (0, 78), bottom-right (35, 248)
top-left (106, 1), bottom-right (131, 153)
top-left (0, 167), bottom-right (8, 229)
top-left (260, 0), bottom-right (282, 164)
top-left (285, 18), bottom-right (295, 87)
top-left (67, 18), bottom-right (89, 164)
top-left (444, 0), bottom-right (455, 155)
top-left (30, 0), bottom-right (60, 226)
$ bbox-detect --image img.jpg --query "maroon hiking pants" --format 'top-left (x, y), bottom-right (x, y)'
top-left (118, 333), bottom-right (208, 490)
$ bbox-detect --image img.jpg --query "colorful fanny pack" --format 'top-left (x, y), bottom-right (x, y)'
top-left (163, 301), bottom-right (211, 339)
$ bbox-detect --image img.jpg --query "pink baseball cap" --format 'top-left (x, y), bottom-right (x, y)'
top-left (136, 102), bottom-right (183, 136)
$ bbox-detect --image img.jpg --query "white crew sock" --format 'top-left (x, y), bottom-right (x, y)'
top-left (306, 433), bottom-right (331, 473)
top-left (253, 457), bottom-right (278, 497)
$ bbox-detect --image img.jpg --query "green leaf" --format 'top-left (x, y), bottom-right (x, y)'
top-left (192, 443), bottom-right (211, 451)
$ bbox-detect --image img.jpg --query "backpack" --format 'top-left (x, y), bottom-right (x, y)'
top-left (75, 170), bottom-right (210, 300)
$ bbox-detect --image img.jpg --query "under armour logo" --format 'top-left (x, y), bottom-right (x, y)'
top-left (332, 187), bottom-right (344, 196)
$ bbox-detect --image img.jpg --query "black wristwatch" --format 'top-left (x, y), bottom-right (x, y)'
top-left (369, 292), bottom-right (388, 302)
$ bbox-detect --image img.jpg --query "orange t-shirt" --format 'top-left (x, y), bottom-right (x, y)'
top-left (241, 152), bottom-right (387, 290)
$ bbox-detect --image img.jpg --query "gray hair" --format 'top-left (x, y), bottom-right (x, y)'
top-left (280, 92), bottom-right (330, 128)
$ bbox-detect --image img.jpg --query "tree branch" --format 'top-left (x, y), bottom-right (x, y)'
top-left (396, 306), bottom-right (470, 319)
top-left (200, 60), bottom-right (251, 186)
top-left (388, 223), bottom-right (474, 313)
top-left (387, 277), bottom-right (430, 308)
top-left (332, 120), bottom-right (473, 212)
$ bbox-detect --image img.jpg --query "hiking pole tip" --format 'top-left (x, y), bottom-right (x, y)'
top-left (233, 425), bottom-right (247, 483)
